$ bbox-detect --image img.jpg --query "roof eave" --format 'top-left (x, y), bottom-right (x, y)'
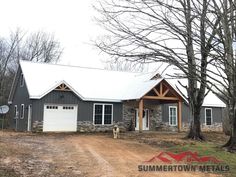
top-left (29, 95), bottom-right (122, 103)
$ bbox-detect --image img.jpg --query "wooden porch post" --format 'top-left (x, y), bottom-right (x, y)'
top-left (177, 100), bottom-right (182, 132)
top-left (139, 99), bottom-right (143, 132)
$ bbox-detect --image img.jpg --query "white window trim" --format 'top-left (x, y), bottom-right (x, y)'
top-left (169, 106), bottom-right (177, 126)
top-left (14, 105), bottom-right (18, 119)
top-left (93, 103), bottom-right (113, 125)
top-left (20, 104), bottom-right (24, 119)
top-left (20, 73), bottom-right (24, 87)
top-left (205, 108), bottom-right (212, 125)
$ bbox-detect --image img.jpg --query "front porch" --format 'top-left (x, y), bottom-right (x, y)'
top-left (123, 79), bottom-right (183, 132)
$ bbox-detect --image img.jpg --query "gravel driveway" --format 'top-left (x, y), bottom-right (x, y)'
top-left (0, 132), bottom-right (220, 177)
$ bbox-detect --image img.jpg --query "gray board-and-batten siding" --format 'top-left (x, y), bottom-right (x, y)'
top-left (9, 67), bottom-right (31, 131)
top-left (162, 103), bottom-right (223, 124)
top-left (31, 90), bottom-right (123, 123)
top-left (9, 67), bottom-right (123, 131)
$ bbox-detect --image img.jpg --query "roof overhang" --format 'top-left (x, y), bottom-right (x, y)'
top-left (141, 79), bottom-right (187, 102)
top-left (29, 80), bottom-right (85, 100)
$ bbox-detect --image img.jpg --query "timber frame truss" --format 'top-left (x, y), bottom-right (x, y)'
top-left (138, 80), bottom-right (183, 132)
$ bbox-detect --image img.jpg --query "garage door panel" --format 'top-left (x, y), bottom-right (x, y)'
top-left (43, 105), bottom-right (78, 132)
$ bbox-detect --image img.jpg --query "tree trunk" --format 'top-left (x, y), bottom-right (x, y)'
top-left (223, 108), bottom-right (236, 152)
top-left (187, 105), bottom-right (205, 140)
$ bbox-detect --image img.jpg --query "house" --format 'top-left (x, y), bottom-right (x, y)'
top-left (8, 60), bottom-right (226, 132)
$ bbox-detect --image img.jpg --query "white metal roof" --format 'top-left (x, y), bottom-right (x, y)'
top-left (166, 79), bottom-right (226, 108)
top-left (19, 60), bottom-right (226, 107)
top-left (20, 60), bottom-right (163, 102)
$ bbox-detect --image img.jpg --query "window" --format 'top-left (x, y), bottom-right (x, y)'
top-left (14, 105), bottom-right (18, 119)
top-left (46, 105), bottom-right (58, 109)
top-left (104, 105), bottom-right (112, 124)
top-left (94, 104), bottom-right (103, 124)
top-left (94, 104), bottom-right (113, 125)
top-left (20, 73), bottom-right (24, 87)
top-left (63, 106), bottom-right (74, 110)
top-left (20, 104), bottom-right (24, 119)
top-left (205, 108), bottom-right (212, 125)
top-left (169, 106), bottom-right (177, 126)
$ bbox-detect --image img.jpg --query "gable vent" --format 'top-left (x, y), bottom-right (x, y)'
top-left (55, 83), bottom-right (71, 91)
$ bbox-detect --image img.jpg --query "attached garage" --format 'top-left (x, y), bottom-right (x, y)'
top-left (43, 104), bottom-right (78, 132)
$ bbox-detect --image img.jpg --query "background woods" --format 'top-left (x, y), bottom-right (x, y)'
top-left (0, 30), bottom-right (63, 105)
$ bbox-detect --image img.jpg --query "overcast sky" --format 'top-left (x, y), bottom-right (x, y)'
top-left (0, 0), bottom-right (107, 68)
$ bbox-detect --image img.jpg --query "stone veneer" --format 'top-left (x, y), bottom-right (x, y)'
top-left (122, 104), bottom-right (136, 131)
top-left (32, 121), bottom-right (43, 132)
top-left (32, 120), bottom-right (126, 133)
top-left (122, 103), bottom-right (166, 131)
top-left (148, 105), bottom-right (162, 131)
top-left (77, 121), bottom-right (126, 132)
top-left (182, 122), bottom-right (223, 132)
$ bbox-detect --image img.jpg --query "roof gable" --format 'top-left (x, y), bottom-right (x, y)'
top-left (29, 80), bottom-right (84, 100)
top-left (143, 79), bottom-right (185, 101)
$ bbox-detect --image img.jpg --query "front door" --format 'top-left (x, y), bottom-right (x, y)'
top-left (135, 109), bottom-right (149, 130)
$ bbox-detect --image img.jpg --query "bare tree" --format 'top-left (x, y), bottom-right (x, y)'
top-left (95, 0), bottom-right (219, 140)
top-left (104, 58), bottom-right (146, 72)
top-left (205, 0), bottom-right (236, 151)
top-left (20, 31), bottom-right (62, 63)
top-left (0, 30), bottom-right (63, 105)
top-left (0, 30), bottom-right (22, 104)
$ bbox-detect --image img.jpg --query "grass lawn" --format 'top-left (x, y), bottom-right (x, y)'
top-left (122, 131), bottom-right (236, 177)
top-left (167, 141), bottom-right (236, 177)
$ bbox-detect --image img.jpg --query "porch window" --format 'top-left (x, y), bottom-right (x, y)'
top-left (94, 104), bottom-right (113, 125)
top-left (169, 106), bottom-right (177, 126)
top-left (205, 108), bottom-right (212, 125)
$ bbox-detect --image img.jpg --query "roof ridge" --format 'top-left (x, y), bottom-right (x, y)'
top-left (19, 60), bottom-right (146, 74)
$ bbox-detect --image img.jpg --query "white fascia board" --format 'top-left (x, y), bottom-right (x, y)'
top-left (202, 104), bottom-right (226, 108)
top-left (139, 78), bottom-right (164, 99)
top-left (30, 96), bottom-right (122, 103)
top-left (164, 79), bottom-right (189, 103)
top-left (138, 78), bottom-right (188, 103)
top-left (84, 98), bottom-right (122, 102)
top-left (29, 80), bottom-right (85, 100)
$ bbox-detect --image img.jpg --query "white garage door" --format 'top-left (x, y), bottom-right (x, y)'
top-left (43, 105), bottom-right (78, 132)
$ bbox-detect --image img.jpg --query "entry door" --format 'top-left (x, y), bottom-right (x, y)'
top-left (135, 109), bottom-right (149, 130)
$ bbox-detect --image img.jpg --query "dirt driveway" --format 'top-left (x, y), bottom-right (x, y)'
top-left (0, 132), bottom-right (220, 177)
